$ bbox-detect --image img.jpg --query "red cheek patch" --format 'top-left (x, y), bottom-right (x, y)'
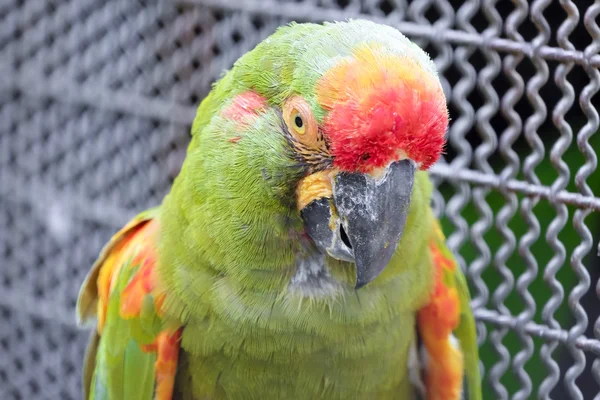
top-left (221, 91), bottom-right (267, 129)
top-left (316, 46), bottom-right (448, 173)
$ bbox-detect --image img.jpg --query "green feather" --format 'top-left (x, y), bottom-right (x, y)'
top-left (80, 19), bottom-right (481, 399)
top-left (87, 252), bottom-right (161, 399)
top-left (123, 340), bottom-right (156, 400)
top-left (431, 219), bottom-right (482, 400)
top-left (454, 267), bottom-right (483, 400)
top-left (155, 19), bottom-right (464, 399)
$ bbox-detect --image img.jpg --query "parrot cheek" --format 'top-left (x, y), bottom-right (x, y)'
top-left (300, 160), bottom-right (416, 289)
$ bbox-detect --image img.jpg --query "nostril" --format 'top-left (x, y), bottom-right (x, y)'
top-left (339, 224), bottom-right (352, 249)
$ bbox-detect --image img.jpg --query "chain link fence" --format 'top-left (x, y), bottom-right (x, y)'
top-left (1, 0), bottom-right (599, 399)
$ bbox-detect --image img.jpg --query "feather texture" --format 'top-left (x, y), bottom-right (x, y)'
top-left (77, 209), bottom-right (182, 400)
top-left (77, 19), bottom-right (480, 400)
top-left (417, 220), bottom-right (482, 400)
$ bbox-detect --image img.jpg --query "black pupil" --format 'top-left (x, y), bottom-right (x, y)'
top-left (294, 115), bottom-right (303, 128)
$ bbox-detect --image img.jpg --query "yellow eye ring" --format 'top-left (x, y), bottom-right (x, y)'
top-left (292, 111), bottom-right (306, 135)
top-left (283, 96), bottom-right (317, 145)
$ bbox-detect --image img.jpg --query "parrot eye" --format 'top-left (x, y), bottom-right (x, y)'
top-left (294, 114), bottom-right (304, 132)
top-left (283, 96), bottom-right (317, 144)
top-left (292, 112), bottom-right (306, 135)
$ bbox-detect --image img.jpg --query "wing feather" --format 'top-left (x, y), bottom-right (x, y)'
top-left (416, 218), bottom-right (481, 400)
top-left (76, 209), bottom-right (159, 326)
top-left (76, 208), bottom-right (183, 400)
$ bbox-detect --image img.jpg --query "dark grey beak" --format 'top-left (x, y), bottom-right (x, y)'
top-left (300, 160), bottom-right (416, 288)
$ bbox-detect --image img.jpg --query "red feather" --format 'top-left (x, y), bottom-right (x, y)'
top-left (317, 46), bottom-right (448, 173)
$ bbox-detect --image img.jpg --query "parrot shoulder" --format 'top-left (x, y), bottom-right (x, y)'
top-left (76, 208), bottom-right (183, 400)
top-left (416, 217), bottom-right (482, 400)
top-left (76, 208), bottom-right (159, 326)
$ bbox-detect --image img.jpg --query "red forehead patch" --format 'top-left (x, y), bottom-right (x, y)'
top-left (316, 46), bottom-right (448, 173)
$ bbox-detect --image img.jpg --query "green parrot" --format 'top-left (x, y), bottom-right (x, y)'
top-left (77, 19), bottom-right (481, 400)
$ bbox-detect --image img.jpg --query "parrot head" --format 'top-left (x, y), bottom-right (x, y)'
top-left (176, 20), bottom-right (448, 292)
top-left (298, 41), bottom-right (448, 288)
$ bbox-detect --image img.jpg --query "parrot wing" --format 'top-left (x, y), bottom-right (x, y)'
top-left (416, 218), bottom-right (482, 400)
top-left (76, 208), bottom-right (182, 400)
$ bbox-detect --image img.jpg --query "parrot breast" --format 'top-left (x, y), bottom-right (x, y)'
top-left (153, 20), bottom-right (450, 400)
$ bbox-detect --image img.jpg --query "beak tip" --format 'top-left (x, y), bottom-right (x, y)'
top-left (353, 261), bottom-right (383, 289)
top-left (354, 280), bottom-right (369, 290)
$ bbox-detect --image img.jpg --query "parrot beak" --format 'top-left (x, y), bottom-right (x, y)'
top-left (300, 160), bottom-right (416, 288)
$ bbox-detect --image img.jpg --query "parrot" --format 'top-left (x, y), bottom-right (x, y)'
top-left (76, 19), bottom-right (481, 400)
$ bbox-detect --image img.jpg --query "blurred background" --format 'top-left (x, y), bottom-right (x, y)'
top-left (1, 0), bottom-right (600, 399)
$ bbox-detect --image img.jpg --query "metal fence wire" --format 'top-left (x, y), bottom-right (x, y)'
top-left (1, 0), bottom-right (600, 399)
